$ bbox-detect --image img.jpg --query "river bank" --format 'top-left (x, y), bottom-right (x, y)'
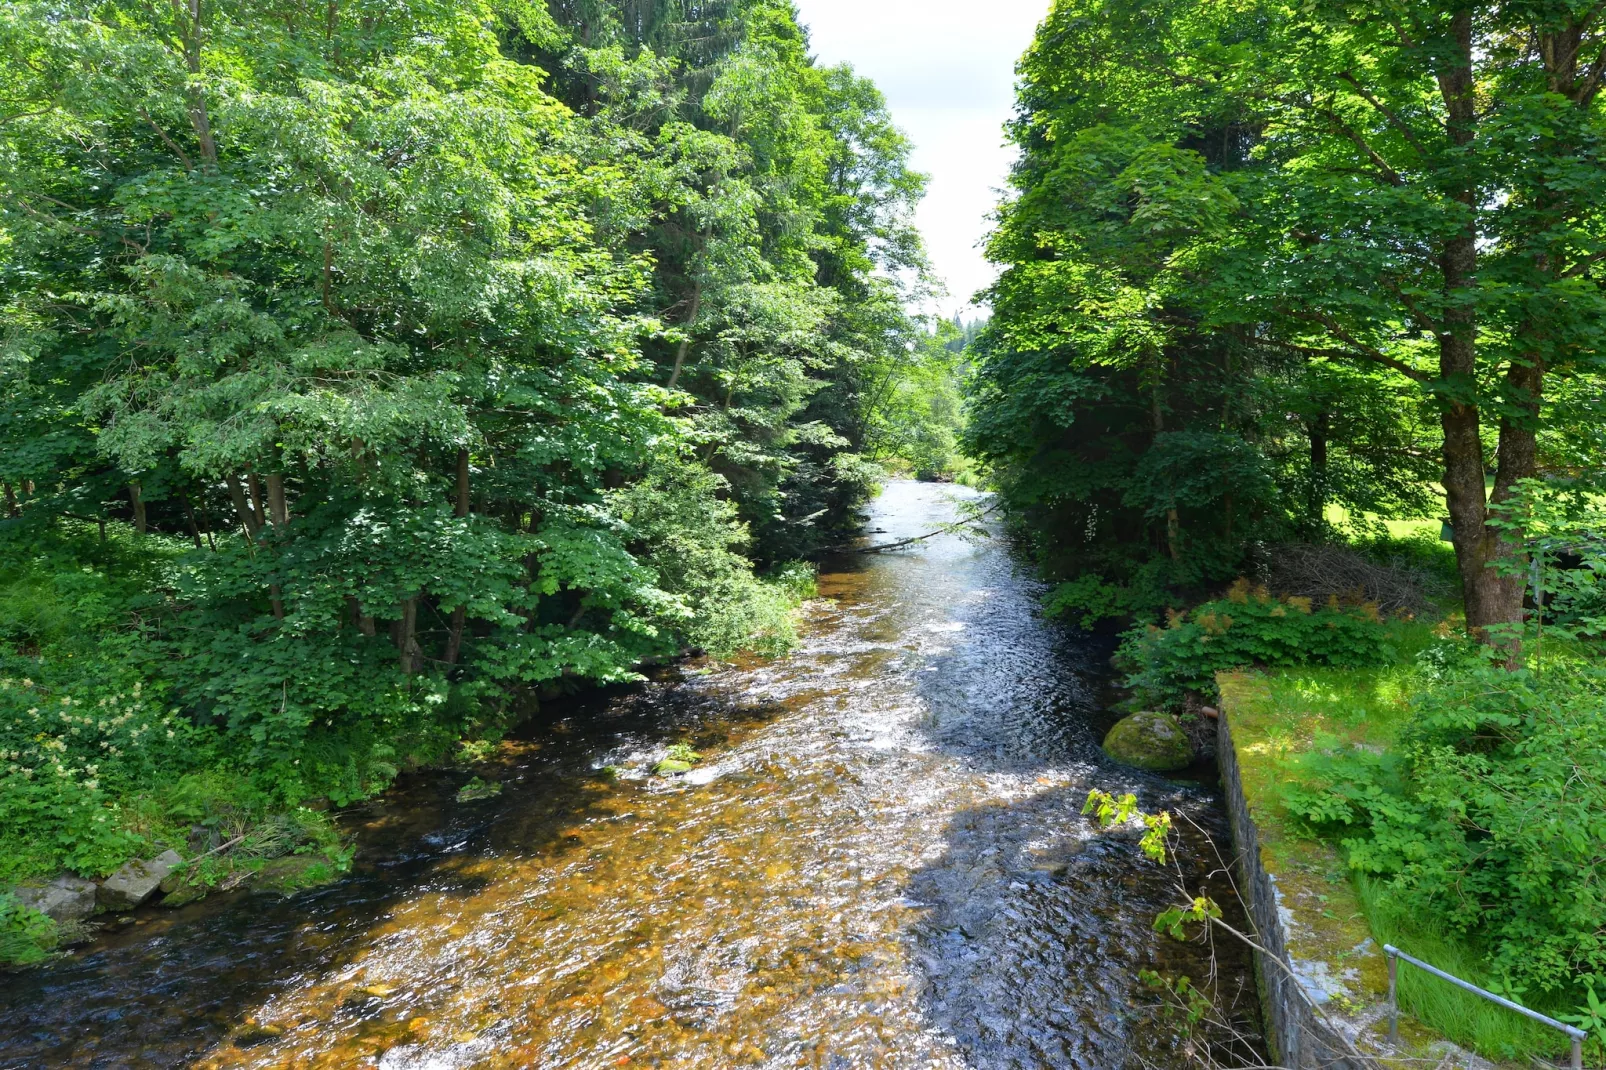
top-left (0, 482), bottom-right (1258, 1068)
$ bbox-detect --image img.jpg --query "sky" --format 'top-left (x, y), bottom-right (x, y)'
top-left (792, 0), bottom-right (1053, 316)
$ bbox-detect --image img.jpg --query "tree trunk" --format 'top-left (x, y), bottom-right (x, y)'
top-left (245, 473), bottom-right (268, 531)
top-left (444, 448), bottom-right (470, 665)
top-left (398, 597), bottom-right (420, 674)
top-left (265, 473), bottom-right (289, 527)
top-left (225, 474), bottom-right (261, 539)
top-left (666, 278), bottom-right (702, 391)
top-left (179, 488), bottom-right (204, 549)
top-left (2, 481), bottom-right (17, 519)
top-left (1432, 14), bottom-right (1524, 646)
top-left (182, 0), bottom-right (219, 168)
top-left (129, 483), bottom-right (147, 534)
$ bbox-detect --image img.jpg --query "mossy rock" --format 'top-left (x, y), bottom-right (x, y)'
top-left (158, 875), bottom-right (209, 909)
top-left (652, 758), bottom-right (694, 776)
top-left (1102, 711), bottom-right (1194, 772)
top-left (250, 855), bottom-right (337, 896)
top-left (455, 776), bottom-right (502, 802)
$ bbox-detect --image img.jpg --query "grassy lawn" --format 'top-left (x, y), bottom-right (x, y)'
top-left (1323, 503), bottom-right (1444, 542)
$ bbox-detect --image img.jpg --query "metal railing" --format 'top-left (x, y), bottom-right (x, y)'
top-left (1384, 944), bottom-right (1587, 1070)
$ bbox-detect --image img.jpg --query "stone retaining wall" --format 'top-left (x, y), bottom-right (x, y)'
top-left (1218, 709), bottom-right (1377, 1070)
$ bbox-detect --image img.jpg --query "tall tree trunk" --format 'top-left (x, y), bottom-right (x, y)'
top-left (225, 474), bottom-right (261, 540)
top-left (1433, 11), bottom-right (1523, 645)
top-left (263, 473), bottom-right (290, 619)
top-left (180, 0), bottom-right (218, 167)
top-left (2, 481), bottom-right (17, 519)
top-left (129, 482), bottom-right (147, 534)
top-left (444, 448), bottom-right (470, 665)
top-left (666, 279), bottom-right (701, 392)
top-left (265, 473), bottom-right (289, 527)
top-left (398, 597), bottom-right (420, 674)
top-left (245, 473), bottom-right (268, 531)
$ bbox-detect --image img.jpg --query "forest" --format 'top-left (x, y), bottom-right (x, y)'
top-left (0, 0), bottom-right (964, 914)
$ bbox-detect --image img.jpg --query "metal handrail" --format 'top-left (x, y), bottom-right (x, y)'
top-left (1384, 944), bottom-right (1587, 1069)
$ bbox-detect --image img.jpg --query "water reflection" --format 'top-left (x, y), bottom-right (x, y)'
top-left (0, 481), bottom-right (1255, 1069)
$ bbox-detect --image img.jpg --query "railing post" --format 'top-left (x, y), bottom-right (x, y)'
top-left (1572, 1033), bottom-right (1582, 1070)
top-left (1386, 947), bottom-right (1399, 1046)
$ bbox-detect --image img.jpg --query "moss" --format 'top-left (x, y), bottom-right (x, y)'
top-left (250, 854), bottom-right (338, 895)
top-left (1102, 711), bottom-right (1193, 771)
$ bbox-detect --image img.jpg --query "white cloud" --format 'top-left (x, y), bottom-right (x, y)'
top-left (794, 0), bottom-right (1052, 315)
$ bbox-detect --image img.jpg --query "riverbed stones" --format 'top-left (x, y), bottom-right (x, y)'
top-left (97, 850), bottom-right (183, 911)
top-left (12, 873), bottom-right (98, 922)
top-left (1102, 711), bottom-right (1194, 772)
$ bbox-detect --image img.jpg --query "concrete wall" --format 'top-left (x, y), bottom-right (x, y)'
top-left (1218, 712), bottom-right (1377, 1070)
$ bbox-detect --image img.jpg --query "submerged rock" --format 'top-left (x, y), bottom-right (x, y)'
top-left (455, 776), bottom-right (502, 802)
top-left (12, 874), bottom-right (98, 923)
top-left (98, 850), bottom-right (183, 911)
top-left (1102, 711), bottom-right (1194, 772)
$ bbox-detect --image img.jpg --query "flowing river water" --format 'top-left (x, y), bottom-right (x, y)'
top-left (0, 481), bottom-right (1257, 1069)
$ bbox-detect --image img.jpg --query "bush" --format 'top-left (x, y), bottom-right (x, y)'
top-left (1283, 653), bottom-right (1606, 999)
top-left (609, 462), bottom-right (814, 657)
top-left (0, 892), bottom-right (57, 968)
top-left (1120, 579), bottom-right (1394, 708)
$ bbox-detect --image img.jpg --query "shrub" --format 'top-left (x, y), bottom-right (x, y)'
top-left (1283, 654), bottom-right (1606, 999)
top-left (1120, 579), bottom-right (1393, 707)
top-left (0, 892), bottom-right (57, 968)
top-left (609, 462), bottom-right (814, 657)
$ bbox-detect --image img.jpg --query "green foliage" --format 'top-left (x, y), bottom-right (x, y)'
top-left (864, 318), bottom-right (969, 481)
top-left (1283, 654), bottom-right (1606, 1000)
top-left (0, 892), bottom-right (57, 968)
top-left (0, 0), bottom-right (923, 881)
top-left (975, 0), bottom-right (1606, 641)
top-left (1082, 788), bottom-right (1173, 864)
top-left (1120, 582), bottom-right (1394, 708)
top-left (1354, 873), bottom-right (1581, 1062)
top-left (664, 743), bottom-right (702, 764)
top-left (454, 776), bottom-right (502, 803)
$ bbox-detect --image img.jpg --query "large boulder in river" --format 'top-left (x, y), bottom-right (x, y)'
top-left (98, 850), bottom-right (183, 911)
top-left (1102, 712), bottom-right (1194, 772)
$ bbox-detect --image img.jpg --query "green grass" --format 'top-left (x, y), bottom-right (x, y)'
top-left (1356, 874), bottom-right (1573, 1063)
top-left (1323, 502), bottom-right (1443, 541)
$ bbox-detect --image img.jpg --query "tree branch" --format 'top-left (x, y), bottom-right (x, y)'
top-left (138, 107), bottom-right (194, 172)
top-left (1336, 71), bottom-right (1437, 150)
top-left (1274, 328), bottom-right (1432, 385)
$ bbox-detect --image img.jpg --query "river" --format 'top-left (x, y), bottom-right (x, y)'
top-left (0, 481), bottom-right (1256, 1069)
